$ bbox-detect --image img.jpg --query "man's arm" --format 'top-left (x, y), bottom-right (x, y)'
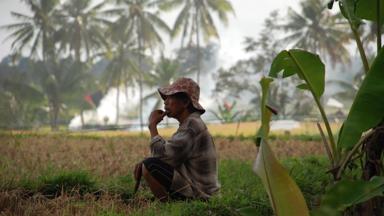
top-left (150, 126), bottom-right (195, 167)
top-left (148, 124), bottom-right (159, 138)
top-left (148, 110), bottom-right (166, 138)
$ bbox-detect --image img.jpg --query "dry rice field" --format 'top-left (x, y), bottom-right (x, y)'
top-left (0, 122), bottom-right (333, 215)
top-left (0, 133), bottom-right (326, 180)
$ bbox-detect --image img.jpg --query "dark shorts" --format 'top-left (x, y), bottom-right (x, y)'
top-left (142, 157), bottom-right (187, 200)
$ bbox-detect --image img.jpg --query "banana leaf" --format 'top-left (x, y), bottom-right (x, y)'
top-left (253, 77), bottom-right (309, 216)
top-left (253, 140), bottom-right (310, 216)
top-left (268, 49), bottom-right (336, 155)
top-left (356, 0), bottom-right (384, 23)
top-left (315, 176), bottom-right (384, 213)
top-left (269, 49), bottom-right (325, 99)
top-left (339, 0), bottom-right (363, 29)
top-left (338, 46), bottom-right (384, 150)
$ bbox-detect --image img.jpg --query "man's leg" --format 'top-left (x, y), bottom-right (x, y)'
top-left (141, 157), bottom-right (174, 201)
top-left (142, 164), bottom-right (169, 201)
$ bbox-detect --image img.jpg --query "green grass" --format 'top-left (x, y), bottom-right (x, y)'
top-left (0, 120), bottom-right (341, 140)
top-left (128, 157), bottom-right (330, 215)
top-left (2, 156), bottom-right (330, 215)
top-left (0, 129), bottom-right (323, 142)
top-left (37, 170), bottom-right (96, 198)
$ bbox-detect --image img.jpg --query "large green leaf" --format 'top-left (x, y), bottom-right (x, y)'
top-left (268, 49), bottom-right (337, 155)
top-left (338, 47), bottom-right (384, 150)
top-left (356, 0), bottom-right (384, 23)
top-left (253, 77), bottom-right (309, 216)
top-left (269, 49), bottom-right (325, 99)
top-left (338, 0), bottom-right (363, 29)
top-left (319, 176), bottom-right (384, 212)
top-left (253, 140), bottom-right (310, 216)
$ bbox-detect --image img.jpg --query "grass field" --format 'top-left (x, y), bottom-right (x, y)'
top-left (0, 122), bottom-right (334, 215)
top-left (8, 120), bottom-right (342, 139)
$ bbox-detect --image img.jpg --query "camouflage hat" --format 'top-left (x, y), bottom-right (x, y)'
top-left (158, 77), bottom-right (205, 114)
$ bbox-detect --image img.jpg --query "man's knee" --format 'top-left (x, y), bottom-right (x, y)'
top-left (142, 163), bottom-right (149, 178)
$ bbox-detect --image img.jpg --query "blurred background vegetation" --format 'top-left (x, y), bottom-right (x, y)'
top-left (0, 0), bottom-right (377, 131)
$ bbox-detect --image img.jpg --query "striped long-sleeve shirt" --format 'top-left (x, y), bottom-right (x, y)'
top-left (150, 112), bottom-right (220, 199)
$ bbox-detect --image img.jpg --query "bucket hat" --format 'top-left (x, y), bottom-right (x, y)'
top-left (158, 77), bottom-right (205, 114)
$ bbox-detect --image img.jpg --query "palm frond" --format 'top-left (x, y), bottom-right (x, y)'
top-left (172, 4), bottom-right (191, 38)
top-left (206, 0), bottom-right (235, 25)
top-left (200, 6), bottom-right (219, 40)
top-left (29, 29), bottom-right (42, 56)
top-left (10, 11), bottom-right (32, 21)
top-left (146, 12), bottom-right (172, 34)
top-left (159, 0), bottom-right (184, 11)
top-left (10, 26), bottom-right (33, 49)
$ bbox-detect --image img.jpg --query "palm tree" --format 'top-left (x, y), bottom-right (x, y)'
top-left (114, 0), bottom-right (171, 131)
top-left (276, 0), bottom-right (351, 66)
top-left (54, 0), bottom-right (111, 127)
top-left (33, 57), bottom-right (90, 130)
top-left (0, 59), bottom-right (45, 128)
top-left (56, 0), bottom-right (111, 62)
top-left (327, 70), bottom-right (364, 106)
top-left (1, 0), bottom-right (59, 61)
top-left (101, 18), bottom-right (140, 125)
top-left (160, 0), bottom-right (235, 83)
top-left (143, 55), bottom-right (192, 111)
top-left (1, 0), bottom-right (72, 131)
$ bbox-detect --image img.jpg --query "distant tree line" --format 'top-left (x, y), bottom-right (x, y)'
top-left (0, 0), bottom-right (234, 130)
top-left (213, 0), bottom-right (377, 120)
top-left (1, 0), bottom-right (376, 130)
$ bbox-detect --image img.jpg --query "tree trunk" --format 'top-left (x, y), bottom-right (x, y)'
top-left (50, 100), bottom-right (60, 131)
top-left (195, 6), bottom-right (201, 84)
top-left (359, 122), bottom-right (384, 216)
top-left (137, 20), bottom-right (144, 133)
top-left (80, 110), bottom-right (85, 129)
top-left (139, 73), bottom-right (143, 132)
top-left (115, 86), bottom-right (120, 125)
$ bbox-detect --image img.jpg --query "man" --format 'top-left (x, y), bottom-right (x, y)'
top-left (135, 77), bottom-right (220, 201)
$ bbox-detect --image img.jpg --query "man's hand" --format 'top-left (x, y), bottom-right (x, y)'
top-left (148, 110), bottom-right (166, 137)
top-left (148, 109), bottom-right (166, 128)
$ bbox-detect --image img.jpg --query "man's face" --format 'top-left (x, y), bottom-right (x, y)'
top-left (164, 95), bottom-right (187, 118)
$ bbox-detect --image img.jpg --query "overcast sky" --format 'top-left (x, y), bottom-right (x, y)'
top-left (0, 0), bottom-right (299, 66)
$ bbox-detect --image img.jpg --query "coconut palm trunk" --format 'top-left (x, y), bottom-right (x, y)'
top-left (49, 95), bottom-right (60, 131)
top-left (195, 5), bottom-right (201, 84)
top-left (137, 29), bottom-right (144, 132)
top-left (75, 47), bottom-right (86, 128)
top-left (116, 85), bottom-right (120, 125)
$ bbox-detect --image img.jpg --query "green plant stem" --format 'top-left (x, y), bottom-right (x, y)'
top-left (288, 52), bottom-right (338, 162)
top-left (336, 141), bottom-right (362, 180)
top-left (316, 122), bottom-right (334, 167)
top-left (351, 26), bottom-right (370, 73)
top-left (335, 129), bottom-right (375, 179)
top-left (377, 0), bottom-right (382, 53)
top-left (342, 0), bottom-right (370, 73)
top-left (313, 94), bottom-right (338, 160)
